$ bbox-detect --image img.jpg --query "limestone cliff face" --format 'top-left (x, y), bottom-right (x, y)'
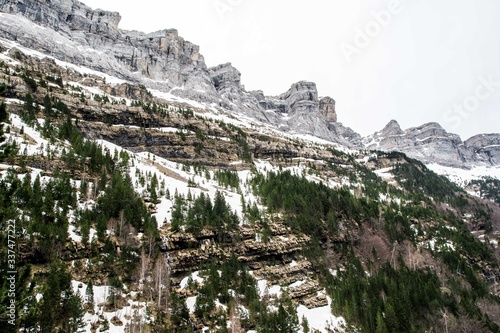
top-left (0, 0), bottom-right (363, 147)
top-left (0, 0), bottom-right (215, 102)
top-left (465, 134), bottom-right (500, 165)
top-left (280, 81), bottom-right (319, 116)
top-left (364, 120), bottom-right (500, 167)
top-left (1, 0), bottom-right (122, 38)
top-left (319, 96), bottom-right (337, 123)
top-left (209, 62), bottom-right (241, 93)
top-left (263, 81), bottom-right (359, 146)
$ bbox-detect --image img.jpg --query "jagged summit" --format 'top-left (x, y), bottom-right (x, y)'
top-left (209, 62), bottom-right (242, 92)
top-left (280, 81), bottom-right (318, 115)
top-left (381, 119), bottom-right (404, 136)
top-left (364, 120), bottom-right (500, 167)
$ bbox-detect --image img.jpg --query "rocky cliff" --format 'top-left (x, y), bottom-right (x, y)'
top-left (464, 134), bottom-right (500, 165)
top-left (0, 0), bottom-right (216, 101)
top-left (1, 0), bottom-right (498, 168)
top-left (364, 120), bottom-right (500, 167)
top-left (0, 0), bottom-right (362, 147)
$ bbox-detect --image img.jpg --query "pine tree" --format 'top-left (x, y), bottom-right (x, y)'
top-left (22, 93), bottom-right (36, 124)
top-left (86, 280), bottom-right (95, 310)
top-left (171, 194), bottom-right (185, 232)
top-left (375, 310), bottom-right (388, 333)
top-left (0, 102), bottom-right (7, 123)
top-left (384, 301), bottom-right (399, 332)
top-left (170, 291), bottom-right (190, 329)
top-left (36, 261), bottom-right (84, 332)
top-left (0, 102), bottom-right (16, 161)
top-left (43, 94), bottom-right (52, 116)
top-left (301, 315), bottom-right (310, 333)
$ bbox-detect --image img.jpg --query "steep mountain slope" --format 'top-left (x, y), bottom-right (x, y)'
top-left (2, 0), bottom-right (499, 170)
top-left (1, 43), bottom-right (500, 332)
top-left (364, 119), bottom-right (500, 168)
top-left (0, 1), bottom-right (500, 333)
top-left (0, 0), bottom-right (361, 148)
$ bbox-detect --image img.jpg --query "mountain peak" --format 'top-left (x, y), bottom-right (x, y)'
top-left (209, 62), bottom-right (242, 92)
top-left (408, 121), bottom-right (445, 132)
top-left (381, 119), bottom-right (403, 136)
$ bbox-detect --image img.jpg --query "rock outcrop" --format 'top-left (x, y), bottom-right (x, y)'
top-left (0, 0), bottom-right (216, 102)
top-left (1, 0), bottom-right (122, 38)
top-left (209, 62), bottom-right (241, 92)
top-left (160, 223), bottom-right (311, 274)
top-left (319, 96), bottom-right (337, 123)
top-left (381, 119), bottom-right (404, 136)
top-left (280, 81), bottom-right (319, 116)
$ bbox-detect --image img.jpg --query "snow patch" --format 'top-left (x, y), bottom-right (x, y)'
top-left (297, 296), bottom-right (345, 332)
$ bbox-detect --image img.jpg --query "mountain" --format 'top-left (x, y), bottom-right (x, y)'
top-left (2, 0), bottom-right (499, 169)
top-left (1, 1), bottom-right (500, 333)
top-left (0, 0), bottom-right (362, 148)
top-left (363, 120), bottom-right (500, 168)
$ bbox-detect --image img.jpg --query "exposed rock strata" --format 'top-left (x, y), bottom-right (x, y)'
top-left (319, 96), bottom-right (337, 123)
top-left (465, 134), bottom-right (500, 165)
top-left (160, 224), bottom-right (310, 274)
top-left (1, 1), bottom-right (498, 168)
top-left (280, 81), bottom-right (319, 116)
top-left (364, 120), bottom-right (500, 167)
top-left (0, 0), bottom-right (361, 147)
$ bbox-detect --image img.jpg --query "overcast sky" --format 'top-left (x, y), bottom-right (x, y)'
top-left (81, 0), bottom-right (500, 139)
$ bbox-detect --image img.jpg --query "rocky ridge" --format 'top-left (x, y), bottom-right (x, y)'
top-left (364, 119), bottom-right (500, 167)
top-left (2, 0), bottom-right (498, 169)
top-left (0, 0), bottom-right (362, 148)
top-left (160, 221), bottom-right (329, 308)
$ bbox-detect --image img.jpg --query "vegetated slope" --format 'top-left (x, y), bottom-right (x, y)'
top-left (467, 177), bottom-right (500, 205)
top-left (0, 44), bottom-right (499, 333)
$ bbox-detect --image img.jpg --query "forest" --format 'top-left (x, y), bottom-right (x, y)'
top-left (0, 58), bottom-right (499, 332)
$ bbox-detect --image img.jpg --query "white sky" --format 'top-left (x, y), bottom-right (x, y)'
top-left (81, 0), bottom-right (500, 139)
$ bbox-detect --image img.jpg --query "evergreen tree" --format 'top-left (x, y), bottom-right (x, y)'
top-left (301, 315), bottom-right (310, 333)
top-left (0, 102), bottom-right (16, 162)
top-left (375, 310), bottom-right (388, 333)
top-left (170, 291), bottom-right (190, 330)
top-left (85, 280), bottom-right (94, 310)
top-left (171, 194), bottom-right (185, 232)
top-left (384, 302), bottom-right (398, 332)
top-left (0, 102), bottom-right (7, 123)
top-left (22, 93), bottom-right (36, 124)
top-left (212, 190), bottom-right (227, 229)
top-left (35, 261), bottom-right (84, 332)
top-left (43, 94), bottom-right (52, 116)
